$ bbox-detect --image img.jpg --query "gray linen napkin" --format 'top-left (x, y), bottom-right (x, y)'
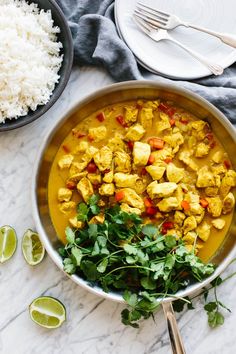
top-left (56, 0), bottom-right (236, 123)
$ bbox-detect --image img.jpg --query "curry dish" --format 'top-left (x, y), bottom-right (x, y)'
top-left (48, 99), bottom-right (236, 262)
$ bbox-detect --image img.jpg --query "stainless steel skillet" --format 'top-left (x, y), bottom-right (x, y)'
top-left (32, 81), bottom-right (236, 354)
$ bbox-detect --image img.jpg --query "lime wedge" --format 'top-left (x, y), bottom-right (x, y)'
top-left (22, 229), bottom-right (45, 266)
top-left (0, 225), bottom-right (17, 263)
top-left (29, 296), bottom-right (66, 329)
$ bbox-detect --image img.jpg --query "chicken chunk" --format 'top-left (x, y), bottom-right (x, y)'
top-left (107, 133), bottom-right (127, 152)
top-left (190, 121), bottom-right (209, 141)
top-left (174, 211), bottom-right (186, 226)
top-left (212, 150), bottom-right (224, 164)
top-left (183, 216), bottom-right (197, 234)
top-left (152, 147), bottom-right (173, 163)
top-left (147, 181), bottom-right (177, 199)
top-left (120, 203), bottom-right (141, 215)
top-left (174, 185), bottom-right (184, 209)
top-left (87, 173), bottom-right (102, 185)
top-left (59, 201), bottom-right (76, 214)
top-left (164, 132), bottom-right (184, 153)
top-left (125, 124), bottom-right (146, 141)
top-left (69, 217), bottom-right (84, 229)
top-left (206, 196), bottom-right (222, 217)
top-left (99, 183), bottom-right (115, 196)
top-left (197, 221), bottom-right (211, 242)
top-left (210, 164), bottom-right (226, 176)
top-left (67, 171), bottom-right (87, 183)
top-left (183, 231), bottom-right (197, 245)
top-left (145, 165), bottom-right (165, 180)
top-left (195, 142), bottom-right (210, 158)
top-left (196, 166), bottom-right (215, 188)
top-left (82, 146), bottom-right (99, 164)
top-left (73, 141), bottom-right (89, 154)
top-left (88, 126), bottom-right (107, 142)
top-left (156, 112), bottom-right (171, 132)
top-left (195, 210), bottom-right (205, 225)
top-left (69, 162), bottom-right (87, 176)
top-left (94, 146), bottom-right (113, 172)
top-left (222, 192), bottom-right (235, 214)
top-left (212, 218), bottom-right (226, 230)
top-left (205, 187), bottom-right (219, 197)
top-left (114, 151), bottom-right (131, 173)
top-left (139, 107), bottom-right (153, 129)
top-left (166, 163), bottom-right (184, 183)
top-left (157, 197), bottom-right (179, 212)
top-left (134, 178), bottom-right (149, 194)
top-left (89, 214), bottom-right (105, 224)
top-left (58, 154), bottom-right (74, 170)
top-left (57, 188), bottom-right (72, 202)
top-left (103, 170), bottom-right (114, 183)
top-left (119, 188), bottom-right (144, 210)
top-left (133, 142), bottom-right (151, 166)
top-left (124, 106), bottom-right (138, 125)
top-left (114, 173), bottom-right (138, 188)
top-left (77, 177), bottom-right (94, 202)
top-left (220, 170), bottom-right (236, 197)
top-left (178, 151), bottom-right (198, 171)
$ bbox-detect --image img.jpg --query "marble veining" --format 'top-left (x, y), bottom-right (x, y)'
top-left (0, 66), bottom-right (236, 354)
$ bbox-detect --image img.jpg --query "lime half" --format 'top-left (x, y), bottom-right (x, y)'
top-left (22, 229), bottom-right (45, 266)
top-left (29, 296), bottom-right (66, 329)
top-left (0, 225), bottom-right (17, 263)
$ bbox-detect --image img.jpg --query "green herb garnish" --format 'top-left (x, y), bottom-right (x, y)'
top-left (59, 195), bottom-right (215, 328)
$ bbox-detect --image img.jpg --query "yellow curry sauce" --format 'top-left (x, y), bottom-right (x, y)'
top-left (48, 99), bottom-right (236, 262)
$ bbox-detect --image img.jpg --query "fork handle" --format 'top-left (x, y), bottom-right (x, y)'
top-left (168, 37), bottom-right (224, 76)
top-left (185, 23), bottom-right (236, 48)
top-left (162, 302), bottom-right (186, 354)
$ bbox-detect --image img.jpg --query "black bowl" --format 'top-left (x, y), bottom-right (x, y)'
top-left (0, 0), bottom-right (73, 132)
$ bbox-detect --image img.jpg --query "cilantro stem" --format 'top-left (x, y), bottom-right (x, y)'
top-left (104, 265), bottom-right (154, 277)
top-left (95, 250), bottom-right (123, 265)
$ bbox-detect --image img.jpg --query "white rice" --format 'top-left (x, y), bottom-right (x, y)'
top-left (0, 0), bottom-right (63, 123)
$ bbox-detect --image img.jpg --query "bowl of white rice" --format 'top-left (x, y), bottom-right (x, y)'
top-left (0, 0), bottom-right (73, 131)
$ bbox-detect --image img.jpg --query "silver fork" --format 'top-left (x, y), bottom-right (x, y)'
top-left (136, 2), bottom-right (236, 48)
top-left (133, 15), bottom-right (224, 76)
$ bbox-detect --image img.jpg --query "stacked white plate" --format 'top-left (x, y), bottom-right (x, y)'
top-left (115, 0), bottom-right (236, 80)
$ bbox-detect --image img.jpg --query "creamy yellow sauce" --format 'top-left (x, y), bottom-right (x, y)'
top-left (48, 100), bottom-right (234, 262)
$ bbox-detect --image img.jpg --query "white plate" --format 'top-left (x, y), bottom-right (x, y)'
top-left (115, 0), bottom-right (236, 80)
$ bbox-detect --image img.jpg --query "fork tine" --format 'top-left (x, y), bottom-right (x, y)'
top-left (136, 4), bottom-right (168, 23)
top-left (137, 2), bottom-right (170, 18)
top-left (134, 13), bottom-right (161, 31)
top-left (133, 15), bottom-right (151, 35)
top-left (135, 7), bottom-right (167, 25)
top-left (134, 10), bottom-right (166, 29)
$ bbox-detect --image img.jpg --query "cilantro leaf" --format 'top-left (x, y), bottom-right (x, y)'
top-left (123, 244), bottom-right (137, 255)
top-left (142, 224), bottom-right (158, 238)
top-left (65, 227), bottom-right (75, 244)
top-left (207, 311), bottom-right (224, 328)
top-left (71, 247), bottom-right (83, 266)
top-left (97, 258), bottom-right (108, 273)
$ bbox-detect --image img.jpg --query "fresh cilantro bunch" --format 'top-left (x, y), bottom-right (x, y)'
top-left (59, 195), bottom-right (215, 328)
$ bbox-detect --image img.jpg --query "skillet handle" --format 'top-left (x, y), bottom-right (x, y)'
top-left (162, 302), bottom-right (186, 354)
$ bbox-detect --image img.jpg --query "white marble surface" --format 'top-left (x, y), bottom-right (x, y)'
top-left (0, 66), bottom-right (236, 354)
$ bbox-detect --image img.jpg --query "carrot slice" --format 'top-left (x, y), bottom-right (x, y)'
top-left (224, 160), bottom-right (231, 169)
top-left (148, 138), bottom-right (164, 150)
top-left (144, 197), bottom-right (154, 208)
top-left (164, 157), bottom-right (172, 164)
top-left (96, 112), bottom-right (105, 122)
top-left (115, 191), bottom-right (125, 202)
top-left (116, 115), bottom-right (127, 127)
top-left (181, 200), bottom-right (190, 211)
top-left (146, 206), bottom-right (157, 216)
top-left (200, 199), bottom-right (209, 208)
top-left (147, 154), bottom-right (155, 165)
